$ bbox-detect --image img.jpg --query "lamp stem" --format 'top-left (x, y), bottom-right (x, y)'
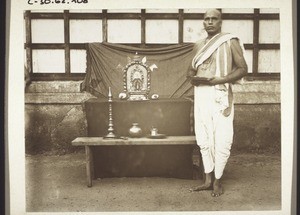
top-left (104, 87), bottom-right (117, 139)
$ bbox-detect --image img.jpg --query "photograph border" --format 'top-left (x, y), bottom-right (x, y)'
top-left (6, 0), bottom-right (296, 214)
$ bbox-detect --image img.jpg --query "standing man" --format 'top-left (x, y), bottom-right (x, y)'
top-left (187, 9), bottom-right (248, 197)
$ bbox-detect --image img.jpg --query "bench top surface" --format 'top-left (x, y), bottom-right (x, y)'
top-left (72, 136), bottom-right (196, 146)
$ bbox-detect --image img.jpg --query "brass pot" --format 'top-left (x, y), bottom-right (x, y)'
top-left (129, 123), bottom-right (142, 137)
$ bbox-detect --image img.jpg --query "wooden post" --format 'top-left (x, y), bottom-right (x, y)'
top-left (24, 11), bottom-right (32, 76)
top-left (141, 9), bottom-right (146, 46)
top-left (64, 10), bottom-right (70, 75)
top-left (252, 9), bottom-right (260, 74)
top-left (178, 9), bottom-right (184, 44)
top-left (102, 10), bottom-right (107, 42)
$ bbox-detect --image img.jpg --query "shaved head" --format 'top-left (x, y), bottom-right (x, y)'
top-left (203, 9), bottom-right (222, 37)
top-left (204, 9), bottom-right (222, 19)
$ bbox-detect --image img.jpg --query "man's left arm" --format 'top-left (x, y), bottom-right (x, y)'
top-left (209, 38), bottom-right (248, 85)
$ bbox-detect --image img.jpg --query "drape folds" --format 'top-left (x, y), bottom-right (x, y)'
top-left (81, 42), bottom-right (195, 98)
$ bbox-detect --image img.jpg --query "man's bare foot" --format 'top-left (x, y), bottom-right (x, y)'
top-left (189, 173), bottom-right (213, 192)
top-left (211, 179), bottom-right (223, 197)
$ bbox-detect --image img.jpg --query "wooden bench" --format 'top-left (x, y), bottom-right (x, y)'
top-left (72, 136), bottom-right (197, 187)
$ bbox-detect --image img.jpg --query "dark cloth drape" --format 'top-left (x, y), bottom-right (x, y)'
top-left (81, 42), bottom-right (195, 98)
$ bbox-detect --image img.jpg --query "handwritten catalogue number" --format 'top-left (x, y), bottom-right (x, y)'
top-left (28, 0), bottom-right (88, 5)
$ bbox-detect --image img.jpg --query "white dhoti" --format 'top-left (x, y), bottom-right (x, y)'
top-left (194, 84), bottom-right (234, 179)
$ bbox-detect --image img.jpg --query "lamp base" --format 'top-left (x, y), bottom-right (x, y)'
top-left (103, 132), bottom-right (118, 139)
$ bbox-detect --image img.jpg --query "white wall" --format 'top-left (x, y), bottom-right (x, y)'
top-left (28, 8), bottom-right (280, 74)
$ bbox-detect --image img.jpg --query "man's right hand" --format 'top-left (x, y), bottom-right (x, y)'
top-left (190, 79), bottom-right (201, 86)
top-left (189, 77), bottom-right (212, 86)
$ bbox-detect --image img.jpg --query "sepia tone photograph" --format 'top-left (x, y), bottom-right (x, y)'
top-left (6, 0), bottom-right (295, 214)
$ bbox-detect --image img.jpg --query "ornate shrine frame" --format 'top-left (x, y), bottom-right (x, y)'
top-left (122, 58), bottom-right (151, 100)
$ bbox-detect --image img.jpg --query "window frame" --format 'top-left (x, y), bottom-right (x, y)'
top-left (24, 9), bottom-right (280, 81)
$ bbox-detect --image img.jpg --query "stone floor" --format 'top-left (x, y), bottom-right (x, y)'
top-left (25, 151), bottom-right (281, 213)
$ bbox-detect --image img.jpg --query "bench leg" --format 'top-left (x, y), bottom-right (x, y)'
top-left (85, 146), bottom-right (93, 187)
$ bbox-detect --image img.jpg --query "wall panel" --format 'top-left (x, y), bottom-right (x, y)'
top-left (31, 19), bottom-right (64, 43)
top-left (70, 50), bottom-right (87, 73)
top-left (146, 20), bottom-right (178, 43)
top-left (32, 50), bottom-right (65, 73)
top-left (70, 20), bottom-right (103, 43)
top-left (108, 20), bottom-right (141, 43)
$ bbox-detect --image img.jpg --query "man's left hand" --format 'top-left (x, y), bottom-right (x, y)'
top-left (208, 77), bottom-right (226, 85)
